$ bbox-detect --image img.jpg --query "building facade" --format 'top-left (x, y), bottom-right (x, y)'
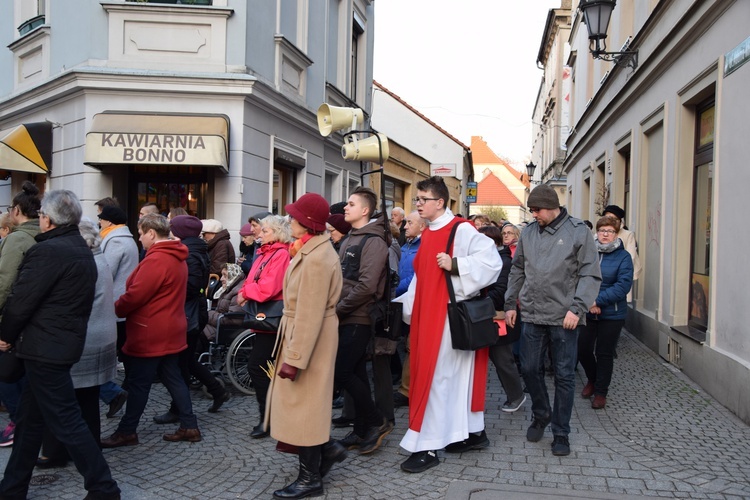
top-left (0, 0), bottom-right (375, 246)
top-left (561, 0), bottom-right (750, 423)
top-left (371, 81), bottom-right (469, 216)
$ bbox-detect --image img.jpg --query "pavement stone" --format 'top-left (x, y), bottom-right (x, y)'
top-left (0, 329), bottom-right (749, 499)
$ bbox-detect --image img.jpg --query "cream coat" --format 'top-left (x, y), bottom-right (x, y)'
top-left (265, 234), bottom-right (343, 446)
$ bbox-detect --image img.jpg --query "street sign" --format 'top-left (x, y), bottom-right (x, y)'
top-left (466, 181), bottom-right (477, 203)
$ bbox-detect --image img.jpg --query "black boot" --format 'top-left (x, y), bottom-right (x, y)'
top-left (319, 439), bottom-right (348, 478)
top-left (273, 445), bottom-right (323, 499)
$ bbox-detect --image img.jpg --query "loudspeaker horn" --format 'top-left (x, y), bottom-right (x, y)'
top-left (341, 133), bottom-right (389, 163)
top-left (317, 103), bottom-right (364, 137)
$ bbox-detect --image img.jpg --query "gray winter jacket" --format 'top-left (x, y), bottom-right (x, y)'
top-left (504, 209), bottom-right (601, 326)
top-left (100, 225), bottom-right (139, 320)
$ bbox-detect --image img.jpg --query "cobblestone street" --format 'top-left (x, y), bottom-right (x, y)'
top-left (1, 330), bottom-right (749, 499)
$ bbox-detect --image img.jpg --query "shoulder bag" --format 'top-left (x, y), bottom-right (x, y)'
top-left (444, 222), bottom-right (498, 351)
top-left (242, 248), bottom-right (284, 332)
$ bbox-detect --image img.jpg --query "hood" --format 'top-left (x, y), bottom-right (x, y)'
top-left (349, 213), bottom-right (389, 243)
top-left (13, 218), bottom-right (41, 238)
top-left (146, 238), bottom-right (189, 261)
top-left (207, 228), bottom-right (232, 249)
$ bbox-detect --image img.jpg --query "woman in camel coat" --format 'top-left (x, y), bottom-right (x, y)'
top-left (266, 193), bottom-right (344, 500)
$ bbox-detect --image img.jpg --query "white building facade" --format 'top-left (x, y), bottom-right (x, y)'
top-left (562, 0), bottom-right (750, 423)
top-left (0, 0), bottom-right (375, 246)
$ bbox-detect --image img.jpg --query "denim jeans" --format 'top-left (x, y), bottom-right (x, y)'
top-left (578, 318), bottom-right (624, 397)
top-left (118, 353), bottom-right (197, 434)
top-left (520, 322), bottom-right (580, 437)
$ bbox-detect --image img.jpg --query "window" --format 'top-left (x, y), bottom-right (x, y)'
top-left (351, 13), bottom-right (364, 101)
top-left (688, 102), bottom-right (714, 332)
top-left (383, 178), bottom-right (405, 215)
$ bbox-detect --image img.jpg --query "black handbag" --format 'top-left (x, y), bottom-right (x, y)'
top-left (0, 349), bottom-right (25, 383)
top-left (444, 222), bottom-right (499, 351)
top-left (242, 248), bottom-right (284, 332)
top-left (242, 299), bottom-right (284, 332)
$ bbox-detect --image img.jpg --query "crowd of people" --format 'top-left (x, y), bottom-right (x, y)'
top-left (0, 178), bottom-right (637, 499)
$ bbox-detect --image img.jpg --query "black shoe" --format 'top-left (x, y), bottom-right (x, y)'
top-left (337, 431), bottom-right (364, 450)
top-left (393, 391), bottom-right (409, 408)
top-left (551, 435), bottom-right (570, 456)
top-left (400, 450), bottom-right (439, 473)
top-left (35, 456), bottom-right (69, 469)
top-left (250, 423), bottom-right (270, 439)
top-left (444, 430), bottom-right (490, 453)
top-left (319, 440), bottom-right (348, 478)
top-left (359, 418), bottom-right (394, 455)
top-left (331, 415), bottom-right (354, 428)
top-left (526, 418), bottom-right (549, 442)
top-left (106, 390), bottom-right (128, 419)
top-left (208, 391), bottom-right (230, 413)
top-left (153, 412), bottom-right (179, 425)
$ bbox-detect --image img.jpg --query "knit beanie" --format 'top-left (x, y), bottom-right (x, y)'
top-left (98, 205), bottom-right (127, 225)
top-left (326, 214), bottom-right (351, 235)
top-left (201, 219), bottom-right (223, 234)
top-left (239, 223), bottom-right (254, 236)
top-left (170, 215), bottom-right (203, 239)
top-left (527, 184), bottom-right (560, 209)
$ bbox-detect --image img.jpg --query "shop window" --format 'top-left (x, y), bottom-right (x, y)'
top-left (688, 102), bottom-right (714, 332)
top-left (383, 178), bottom-right (405, 215)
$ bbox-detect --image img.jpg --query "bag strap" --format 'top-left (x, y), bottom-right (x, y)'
top-left (253, 248), bottom-right (282, 282)
top-left (443, 222), bottom-right (463, 306)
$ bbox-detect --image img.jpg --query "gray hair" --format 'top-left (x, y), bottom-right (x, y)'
top-left (78, 219), bottom-right (102, 251)
top-left (392, 207), bottom-right (405, 217)
top-left (261, 215), bottom-right (292, 244)
top-left (138, 213), bottom-right (171, 238)
top-left (41, 190), bottom-right (82, 227)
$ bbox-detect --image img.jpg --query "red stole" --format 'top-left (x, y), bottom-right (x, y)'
top-left (408, 218), bottom-right (489, 432)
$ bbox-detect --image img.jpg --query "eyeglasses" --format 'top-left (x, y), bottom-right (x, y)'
top-left (597, 229), bottom-right (617, 235)
top-left (412, 197), bottom-right (439, 205)
top-left (501, 231), bottom-right (515, 236)
top-left (529, 207), bottom-right (543, 214)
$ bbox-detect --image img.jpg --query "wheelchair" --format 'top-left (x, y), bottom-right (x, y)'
top-left (197, 311), bottom-right (257, 395)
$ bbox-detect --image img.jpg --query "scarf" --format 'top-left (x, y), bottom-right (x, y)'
top-left (596, 237), bottom-right (622, 253)
top-left (289, 233), bottom-right (313, 257)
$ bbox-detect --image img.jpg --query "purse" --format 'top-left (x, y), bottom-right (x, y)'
top-left (444, 222), bottom-right (499, 351)
top-left (242, 248), bottom-right (284, 332)
top-left (0, 349), bottom-right (25, 383)
top-left (242, 299), bottom-right (284, 332)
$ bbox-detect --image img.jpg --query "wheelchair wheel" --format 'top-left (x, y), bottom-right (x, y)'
top-left (226, 330), bottom-right (256, 395)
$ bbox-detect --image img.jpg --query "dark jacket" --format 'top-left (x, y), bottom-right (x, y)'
top-left (1, 225), bottom-right (97, 365)
top-left (183, 236), bottom-right (210, 333)
top-left (587, 239), bottom-right (633, 321)
top-left (336, 218), bottom-right (388, 326)
top-left (487, 246), bottom-right (520, 346)
top-left (207, 228), bottom-right (236, 275)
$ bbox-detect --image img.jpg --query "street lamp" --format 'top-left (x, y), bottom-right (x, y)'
top-left (579, 0), bottom-right (638, 70)
top-left (525, 161), bottom-right (537, 185)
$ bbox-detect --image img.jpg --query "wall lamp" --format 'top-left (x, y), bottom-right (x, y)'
top-left (525, 161), bottom-right (538, 185)
top-left (579, 0), bottom-right (638, 70)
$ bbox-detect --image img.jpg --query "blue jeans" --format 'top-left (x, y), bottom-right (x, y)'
top-left (117, 353), bottom-right (197, 434)
top-left (520, 322), bottom-right (579, 437)
top-left (99, 380), bottom-right (124, 405)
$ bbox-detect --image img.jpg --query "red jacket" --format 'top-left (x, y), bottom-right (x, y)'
top-left (116, 239), bottom-right (188, 357)
top-left (239, 241), bottom-right (290, 304)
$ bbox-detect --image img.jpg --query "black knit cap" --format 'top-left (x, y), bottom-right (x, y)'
top-left (602, 205), bottom-right (626, 220)
top-left (98, 205), bottom-right (127, 225)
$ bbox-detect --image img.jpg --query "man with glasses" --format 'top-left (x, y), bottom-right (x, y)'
top-left (504, 184), bottom-right (601, 457)
top-left (395, 176), bottom-right (502, 473)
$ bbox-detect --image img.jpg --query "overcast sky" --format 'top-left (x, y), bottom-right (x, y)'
top-left (373, 0), bottom-right (563, 169)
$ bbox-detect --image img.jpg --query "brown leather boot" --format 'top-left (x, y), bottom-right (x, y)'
top-left (163, 427), bottom-right (202, 442)
top-left (591, 394), bottom-right (607, 409)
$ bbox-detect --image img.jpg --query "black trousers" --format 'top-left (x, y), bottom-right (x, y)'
top-left (334, 324), bottom-right (382, 436)
top-left (42, 385), bottom-right (101, 461)
top-left (578, 318), bottom-right (625, 396)
top-left (0, 360), bottom-right (119, 499)
top-left (246, 332), bottom-right (277, 419)
top-left (171, 329), bottom-right (224, 410)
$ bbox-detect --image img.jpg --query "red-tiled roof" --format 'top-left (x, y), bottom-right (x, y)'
top-left (476, 171), bottom-right (523, 207)
top-left (471, 136), bottom-right (530, 188)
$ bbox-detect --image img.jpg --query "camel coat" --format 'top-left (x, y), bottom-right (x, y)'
top-left (266, 234), bottom-right (343, 446)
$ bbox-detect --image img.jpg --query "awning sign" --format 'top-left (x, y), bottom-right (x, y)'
top-left (85, 113), bottom-right (229, 172)
top-left (0, 122), bottom-right (52, 177)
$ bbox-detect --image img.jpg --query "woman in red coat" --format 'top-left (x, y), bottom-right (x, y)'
top-left (237, 215), bottom-right (292, 439)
